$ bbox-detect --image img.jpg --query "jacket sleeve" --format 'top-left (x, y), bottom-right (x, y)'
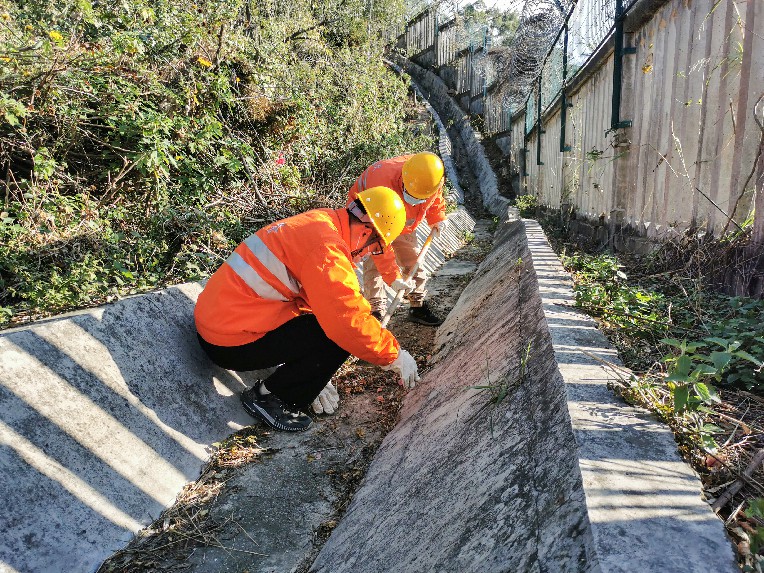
top-left (424, 190), bottom-right (448, 226)
top-left (299, 243), bottom-right (400, 366)
top-left (369, 247), bottom-right (401, 285)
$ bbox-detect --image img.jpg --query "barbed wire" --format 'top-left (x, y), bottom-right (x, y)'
top-left (400, 0), bottom-right (624, 127)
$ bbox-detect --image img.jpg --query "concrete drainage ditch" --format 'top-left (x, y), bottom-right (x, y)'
top-left (0, 58), bottom-right (737, 573)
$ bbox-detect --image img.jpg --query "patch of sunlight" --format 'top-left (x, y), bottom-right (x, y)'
top-left (38, 322), bottom-right (206, 462)
top-left (0, 420), bottom-right (143, 531)
top-left (580, 458), bottom-right (712, 523)
top-left (3, 341), bottom-right (188, 504)
top-left (0, 559), bottom-right (20, 572)
top-left (554, 344), bottom-right (619, 358)
top-left (213, 376), bottom-right (236, 397)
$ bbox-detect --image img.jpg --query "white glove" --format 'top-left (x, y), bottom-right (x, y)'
top-left (431, 218), bottom-right (450, 237)
top-left (391, 277), bottom-right (415, 294)
top-left (311, 382), bottom-right (340, 414)
top-left (381, 349), bottom-right (420, 389)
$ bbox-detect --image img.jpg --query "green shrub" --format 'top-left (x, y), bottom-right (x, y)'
top-left (0, 0), bottom-right (430, 327)
top-left (561, 252), bottom-right (667, 339)
top-left (559, 250), bottom-right (764, 394)
top-left (515, 194), bottom-right (538, 217)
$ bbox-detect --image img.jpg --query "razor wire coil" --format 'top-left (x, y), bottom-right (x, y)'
top-left (396, 0), bottom-right (641, 135)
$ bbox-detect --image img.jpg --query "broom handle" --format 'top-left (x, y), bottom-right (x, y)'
top-left (380, 228), bottom-right (437, 329)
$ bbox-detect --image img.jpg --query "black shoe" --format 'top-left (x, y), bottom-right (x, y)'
top-left (371, 310), bottom-right (383, 321)
top-left (240, 381), bottom-right (312, 432)
top-left (408, 302), bottom-right (443, 326)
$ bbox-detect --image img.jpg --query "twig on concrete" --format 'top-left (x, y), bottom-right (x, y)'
top-left (726, 499), bottom-right (747, 525)
top-left (580, 350), bottom-right (632, 381)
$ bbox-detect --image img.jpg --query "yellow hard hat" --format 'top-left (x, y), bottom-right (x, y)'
top-left (401, 152), bottom-right (445, 200)
top-left (357, 186), bottom-right (406, 246)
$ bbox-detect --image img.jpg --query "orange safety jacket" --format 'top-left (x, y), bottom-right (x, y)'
top-left (194, 208), bottom-right (400, 366)
top-left (347, 154), bottom-right (447, 284)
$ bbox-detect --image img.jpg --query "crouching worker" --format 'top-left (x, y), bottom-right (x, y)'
top-left (194, 186), bottom-right (421, 432)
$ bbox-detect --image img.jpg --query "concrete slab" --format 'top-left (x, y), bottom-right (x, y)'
top-left (524, 219), bottom-right (738, 572)
top-left (0, 283), bottom-right (266, 573)
top-left (310, 215), bottom-right (738, 573)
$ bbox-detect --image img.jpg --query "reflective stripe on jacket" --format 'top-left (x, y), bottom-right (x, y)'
top-left (194, 208), bottom-right (400, 365)
top-left (347, 155), bottom-right (447, 284)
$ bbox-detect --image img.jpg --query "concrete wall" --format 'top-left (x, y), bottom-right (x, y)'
top-left (312, 216), bottom-right (601, 573)
top-left (394, 55), bottom-right (510, 218)
top-left (515, 0), bottom-right (763, 240)
top-left (311, 214), bottom-right (738, 573)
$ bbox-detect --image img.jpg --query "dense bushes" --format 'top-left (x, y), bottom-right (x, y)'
top-left (558, 238), bottom-right (764, 395)
top-left (0, 0), bottom-right (432, 326)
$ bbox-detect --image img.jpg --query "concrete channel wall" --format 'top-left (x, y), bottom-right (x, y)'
top-left (0, 283), bottom-right (250, 573)
top-left (392, 54), bottom-right (511, 219)
top-left (311, 213), bottom-right (737, 573)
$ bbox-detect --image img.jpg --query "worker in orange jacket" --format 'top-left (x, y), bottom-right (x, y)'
top-left (195, 186), bottom-right (420, 432)
top-left (348, 152), bottom-right (450, 326)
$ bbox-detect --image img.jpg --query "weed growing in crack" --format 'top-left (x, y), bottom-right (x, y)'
top-left (469, 341), bottom-right (532, 436)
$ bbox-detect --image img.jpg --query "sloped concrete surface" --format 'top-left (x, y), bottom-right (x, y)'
top-left (384, 58), bottom-right (465, 207)
top-left (393, 55), bottom-right (510, 218)
top-left (312, 215), bottom-right (599, 573)
top-left (310, 215), bottom-right (738, 573)
top-left (525, 220), bottom-right (738, 572)
top-left (0, 283), bottom-right (260, 573)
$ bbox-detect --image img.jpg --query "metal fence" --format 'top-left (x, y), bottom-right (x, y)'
top-left (395, 0), bottom-right (764, 251)
top-left (397, 0), bottom-right (641, 135)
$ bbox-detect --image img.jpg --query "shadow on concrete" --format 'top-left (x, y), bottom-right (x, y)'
top-left (0, 284), bottom-right (257, 573)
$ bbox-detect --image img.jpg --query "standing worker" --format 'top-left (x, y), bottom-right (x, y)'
top-left (194, 186), bottom-right (420, 432)
top-left (349, 152), bottom-right (449, 326)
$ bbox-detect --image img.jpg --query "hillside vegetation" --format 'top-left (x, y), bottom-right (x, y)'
top-left (0, 0), bottom-right (432, 328)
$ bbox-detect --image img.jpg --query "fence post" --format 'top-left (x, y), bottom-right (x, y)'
top-left (536, 76), bottom-right (544, 166)
top-left (610, 0), bottom-right (638, 249)
top-left (434, 10), bottom-right (439, 68)
top-left (560, 20), bottom-right (572, 153)
top-left (755, 167), bottom-right (764, 245)
top-left (611, 0), bottom-right (635, 130)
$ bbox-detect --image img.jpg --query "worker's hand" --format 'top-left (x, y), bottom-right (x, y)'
top-left (431, 218), bottom-right (450, 237)
top-left (311, 382), bottom-right (340, 415)
top-left (381, 349), bottom-right (420, 389)
top-left (391, 277), bottom-right (415, 294)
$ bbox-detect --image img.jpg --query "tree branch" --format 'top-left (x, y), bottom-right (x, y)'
top-left (712, 448), bottom-right (764, 513)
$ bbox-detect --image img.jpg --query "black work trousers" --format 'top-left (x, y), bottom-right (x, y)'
top-left (197, 314), bottom-right (350, 408)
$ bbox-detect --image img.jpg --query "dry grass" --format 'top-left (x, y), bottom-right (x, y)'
top-left (97, 427), bottom-right (274, 572)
